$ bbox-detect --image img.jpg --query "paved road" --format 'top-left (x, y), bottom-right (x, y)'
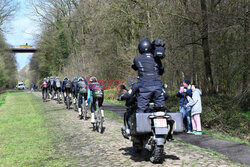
top-left (103, 102), bottom-right (250, 166)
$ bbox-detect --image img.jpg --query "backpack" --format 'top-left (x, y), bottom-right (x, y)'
top-left (55, 80), bottom-right (61, 88)
top-left (65, 80), bottom-right (71, 88)
top-left (78, 81), bottom-right (87, 93)
top-left (152, 40), bottom-right (166, 59)
top-left (93, 88), bottom-right (103, 98)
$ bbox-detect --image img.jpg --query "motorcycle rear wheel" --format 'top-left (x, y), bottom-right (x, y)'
top-left (149, 145), bottom-right (164, 163)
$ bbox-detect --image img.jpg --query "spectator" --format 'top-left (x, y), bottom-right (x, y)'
top-left (186, 84), bottom-right (202, 135)
top-left (177, 79), bottom-right (192, 133)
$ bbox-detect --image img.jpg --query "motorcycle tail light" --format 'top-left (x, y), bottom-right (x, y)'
top-left (157, 117), bottom-right (163, 119)
top-left (148, 115), bottom-right (155, 119)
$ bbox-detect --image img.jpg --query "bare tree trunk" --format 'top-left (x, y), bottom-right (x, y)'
top-left (191, 25), bottom-right (197, 84)
top-left (242, 0), bottom-right (249, 93)
top-left (200, 0), bottom-right (215, 93)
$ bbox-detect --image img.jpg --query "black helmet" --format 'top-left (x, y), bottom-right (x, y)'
top-left (138, 39), bottom-right (152, 54)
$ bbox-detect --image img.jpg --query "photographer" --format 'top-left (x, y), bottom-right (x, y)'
top-left (131, 39), bottom-right (165, 113)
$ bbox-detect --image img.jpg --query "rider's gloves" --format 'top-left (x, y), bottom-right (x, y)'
top-left (117, 96), bottom-right (122, 101)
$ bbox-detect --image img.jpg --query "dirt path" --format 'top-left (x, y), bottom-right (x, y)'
top-left (32, 92), bottom-right (242, 166)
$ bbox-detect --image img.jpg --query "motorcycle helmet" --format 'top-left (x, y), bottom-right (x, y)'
top-left (73, 77), bottom-right (78, 81)
top-left (78, 77), bottom-right (83, 81)
top-left (138, 39), bottom-right (152, 54)
top-left (64, 76), bottom-right (68, 80)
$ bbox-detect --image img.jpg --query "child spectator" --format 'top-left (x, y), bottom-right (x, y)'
top-left (186, 84), bottom-right (202, 135)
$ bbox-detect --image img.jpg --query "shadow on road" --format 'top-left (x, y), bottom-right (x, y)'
top-left (119, 147), bottom-right (180, 163)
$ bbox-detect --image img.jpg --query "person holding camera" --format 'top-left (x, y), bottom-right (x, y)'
top-left (131, 39), bottom-right (165, 113)
top-left (177, 79), bottom-right (192, 133)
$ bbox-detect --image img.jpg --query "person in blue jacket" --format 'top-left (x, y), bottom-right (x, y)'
top-left (87, 76), bottom-right (104, 123)
top-left (176, 78), bottom-right (192, 133)
top-left (131, 39), bottom-right (165, 113)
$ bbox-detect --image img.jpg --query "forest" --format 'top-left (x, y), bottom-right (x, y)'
top-left (29, 0), bottom-right (249, 97)
top-left (0, 0), bottom-right (17, 91)
top-left (0, 0), bottom-right (249, 139)
top-left (27, 0), bottom-right (249, 140)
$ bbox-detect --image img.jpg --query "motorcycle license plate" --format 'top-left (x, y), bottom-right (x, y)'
top-left (154, 119), bottom-right (167, 128)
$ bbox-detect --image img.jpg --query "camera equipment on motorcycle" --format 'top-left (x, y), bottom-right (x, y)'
top-left (152, 40), bottom-right (166, 59)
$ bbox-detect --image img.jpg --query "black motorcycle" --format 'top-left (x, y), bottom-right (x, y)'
top-left (118, 84), bottom-right (175, 163)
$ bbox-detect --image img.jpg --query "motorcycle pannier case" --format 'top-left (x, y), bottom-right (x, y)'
top-left (131, 113), bottom-right (152, 135)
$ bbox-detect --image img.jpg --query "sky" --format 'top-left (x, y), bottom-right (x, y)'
top-left (4, 0), bottom-right (40, 71)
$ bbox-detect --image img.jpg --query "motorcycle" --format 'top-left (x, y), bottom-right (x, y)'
top-left (118, 84), bottom-right (175, 163)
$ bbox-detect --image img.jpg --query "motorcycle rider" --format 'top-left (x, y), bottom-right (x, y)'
top-left (119, 83), bottom-right (169, 139)
top-left (118, 83), bottom-right (139, 138)
top-left (62, 76), bottom-right (72, 104)
top-left (71, 77), bottom-right (78, 104)
top-left (77, 77), bottom-right (88, 119)
top-left (87, 76), bottom-right (104, 124)
top-left (131, 39), bottom-right (165, 113)
top-left (41, 78), bottom-right (48, 101)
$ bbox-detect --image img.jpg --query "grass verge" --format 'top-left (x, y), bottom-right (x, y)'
top-left (0, 92), bottom-right (8, 107)
top-left (0, 92), bottom-right (72, 166)
top-left (105, 99), bottom-right (125, 106)
top-left (104, 109), bottom-right (123, 123)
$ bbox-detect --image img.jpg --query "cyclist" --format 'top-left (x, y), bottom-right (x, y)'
top-left (87, 76), bottom-right (104, 123)
top-left (62, 76), bottom-right (72, 104)
top-left (49, 76), bottom-right (55, 99)
top-left (41, 78), bottom-right (48, 101)
top-left (71, 77), bottom-right (78, 104)
top-left (77, 77), bottom-right (88, 119)
top-left (54, 77), bottom-right (62, 100)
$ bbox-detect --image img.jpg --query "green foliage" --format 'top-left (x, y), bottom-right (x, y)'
top-left (0, 33), bottom-right (17, 91)
top-left (103, 89), bottom-right (250, 142)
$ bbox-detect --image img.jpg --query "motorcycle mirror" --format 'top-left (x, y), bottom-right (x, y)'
top-left (163, 84), bottom-right (168, 89)
top-left (120, 84), bottom-right (127, 90)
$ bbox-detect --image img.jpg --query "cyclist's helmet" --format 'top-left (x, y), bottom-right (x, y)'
top-left (89, 76), bottom-right (97, 83)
